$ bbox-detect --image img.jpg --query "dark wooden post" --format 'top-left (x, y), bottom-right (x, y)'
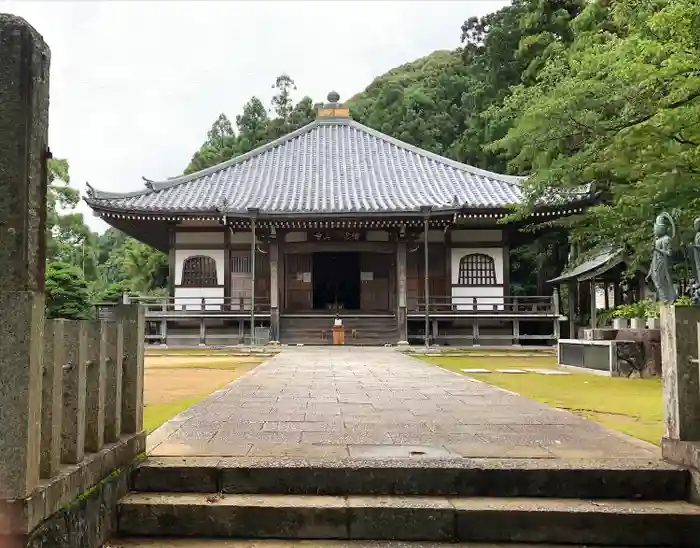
top-left (590, 279), bottom-right (598, 329)
top-left (396, 234), bottom-right (408, 343)
top-left (567, 281), bottom-right (576, 339)
top-left (270, 236), bottom-right (279, 341)
top-left (421, 207), bottom-right (432, 347)
top-left (248, 209), bottom-right (258, 345)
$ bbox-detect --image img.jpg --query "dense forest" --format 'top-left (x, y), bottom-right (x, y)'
top-left (50, 0), bottom-right (699, 318)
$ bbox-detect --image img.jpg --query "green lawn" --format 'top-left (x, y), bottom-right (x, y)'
top-left (144, 395), bottom-right (209, 433)
top-left (143, 354), bottom-right (264, 433)
top-left (422, 356), bottom-right (663, 445)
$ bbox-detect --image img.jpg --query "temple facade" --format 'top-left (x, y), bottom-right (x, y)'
top-left (86, 93), bottom-right (588, 346)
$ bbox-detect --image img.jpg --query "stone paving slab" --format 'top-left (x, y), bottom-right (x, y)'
top-left (148, 347), bottom-right (659, 460)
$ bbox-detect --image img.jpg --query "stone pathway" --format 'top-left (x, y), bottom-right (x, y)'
top-left (148, 347), bottom-right (658, 460)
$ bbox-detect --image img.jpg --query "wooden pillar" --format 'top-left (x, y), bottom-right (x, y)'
top-left (270, 239), bottom-right (280, 342)
top-left (250, 217), bottom-right (257, 345)
top-left (396, 238), bottom-right (408, 343)
top-left (168, 224), bottom-right (176, 299)
top-left (423, 218), bottom-right (430, 347)
top-left (552, 286), bottom-right (561, 341)
top-left (590, 279), bottom-right (597, 329)
top-left (567, 282), bottom-right (576, 339)
top-left (224, 225), bottom-right (231, 311)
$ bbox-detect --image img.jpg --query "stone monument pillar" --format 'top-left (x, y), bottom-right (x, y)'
top-left (0, 13), bottom-right (50, 499)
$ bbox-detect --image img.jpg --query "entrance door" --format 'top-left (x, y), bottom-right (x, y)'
top-left (312, 252), bottom-right (361, 310)
top-left (231, 252), bottom-right (251, 310)
top-left (285, 254), bottom-right (312, 310)
top-left (360, 252), bottom-right (392, 311)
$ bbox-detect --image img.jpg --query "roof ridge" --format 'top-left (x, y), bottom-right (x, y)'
top-left (346, 119), bottom-right (525, 187)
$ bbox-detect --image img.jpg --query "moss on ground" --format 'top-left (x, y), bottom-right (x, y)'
top-left (422, 356), bottom-right (663, 445)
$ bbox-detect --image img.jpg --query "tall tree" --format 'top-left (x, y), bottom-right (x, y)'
top-left (488, 0), bottom-right (700, 265)
top-left (206, 113), bottom-right (234, 149)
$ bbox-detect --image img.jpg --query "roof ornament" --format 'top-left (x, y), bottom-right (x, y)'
top-left (452, 195), bottom-right (460, 207)
top-left (142, 176), bottom-right (155, 191)
top-left (85, 182), bottom-right (95, 199)
top-left (327, 91), bottom-right (340, 104)
top-left (317, 90), bottom-right (349, 119)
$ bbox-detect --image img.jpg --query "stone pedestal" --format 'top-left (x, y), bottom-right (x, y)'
top-left (0, 292), bottom-right (44, 498)
top-left (660, 305), bottom-right (700, 441)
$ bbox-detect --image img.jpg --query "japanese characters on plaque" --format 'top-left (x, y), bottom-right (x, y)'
top-left (311, 230), bottom-right (362, 242)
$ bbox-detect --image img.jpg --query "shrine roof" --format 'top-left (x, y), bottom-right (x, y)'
top-left (549, 248), bottom-right (626, 284)
top-left (85, 111), bottom-right (529, 218)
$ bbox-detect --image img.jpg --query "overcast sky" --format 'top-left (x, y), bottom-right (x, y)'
top-left (2, 0), bottom-right (508, 231)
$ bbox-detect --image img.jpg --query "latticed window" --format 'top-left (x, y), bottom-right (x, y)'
top-left (458, 253), bottom-right (497, 285)
top-left (231, 254), bottom-right (251, 274)
top-left (181, 256), bottom-right (218, 286)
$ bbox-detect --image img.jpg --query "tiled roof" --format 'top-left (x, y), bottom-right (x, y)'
top-left (548, 248), bottom-right (624, 284)
top-left (85, 117), bottom-right (527, 216)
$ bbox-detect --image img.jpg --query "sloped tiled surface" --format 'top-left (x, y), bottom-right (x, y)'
top-left (88, 119), bottom-right (524, 214)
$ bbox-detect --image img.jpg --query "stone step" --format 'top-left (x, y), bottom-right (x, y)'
top-left (131, 457), bottom-right (689, 501)
top-left (111, 539), bottom-right (613, 547)
top-left (117, 492), bottom-right (700, 545)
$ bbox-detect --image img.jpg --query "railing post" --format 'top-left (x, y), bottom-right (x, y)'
top-left (199, 317), bottom-right (206, 347)
top-left (513, 319), bottom-right (521, 346)
top-left (160, 300), bottom-right (167, 346)
top-left (660, 305), bottom-right (700, 441)
top-left (104, 320), bottom-right (123, 443)
top-left (41, 319), bottom-right (64, 479)
top-left (61, 321), bottom-right (87, 464)
top-left (85, 321), bottom-right (107, 453)
top-left (473, 320), bottom-right (480, 346)
top-left (118, 304), bottom-right (145, 434)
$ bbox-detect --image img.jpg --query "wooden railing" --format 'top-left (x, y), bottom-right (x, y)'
top-left (105, 296), bottom-right (272, 316)
top-left (411, 295), bottom-right (556, 315)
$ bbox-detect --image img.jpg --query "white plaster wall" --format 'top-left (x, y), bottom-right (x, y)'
top-left (451, 286), bottom-right (505, 310)
top-left (175, 231), bottom-right (224, 245)
top-left (450, 229), bottom-right (503, 243)
top-left (174, 287), bottom-right (225, 310)
top-left (174, 249), bottom-right (225, 285)
top-left (450, 247), bottom-right (505, 310)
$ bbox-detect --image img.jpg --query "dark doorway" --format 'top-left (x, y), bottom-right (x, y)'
top-left (312, 252), bottom-right (361, 310)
